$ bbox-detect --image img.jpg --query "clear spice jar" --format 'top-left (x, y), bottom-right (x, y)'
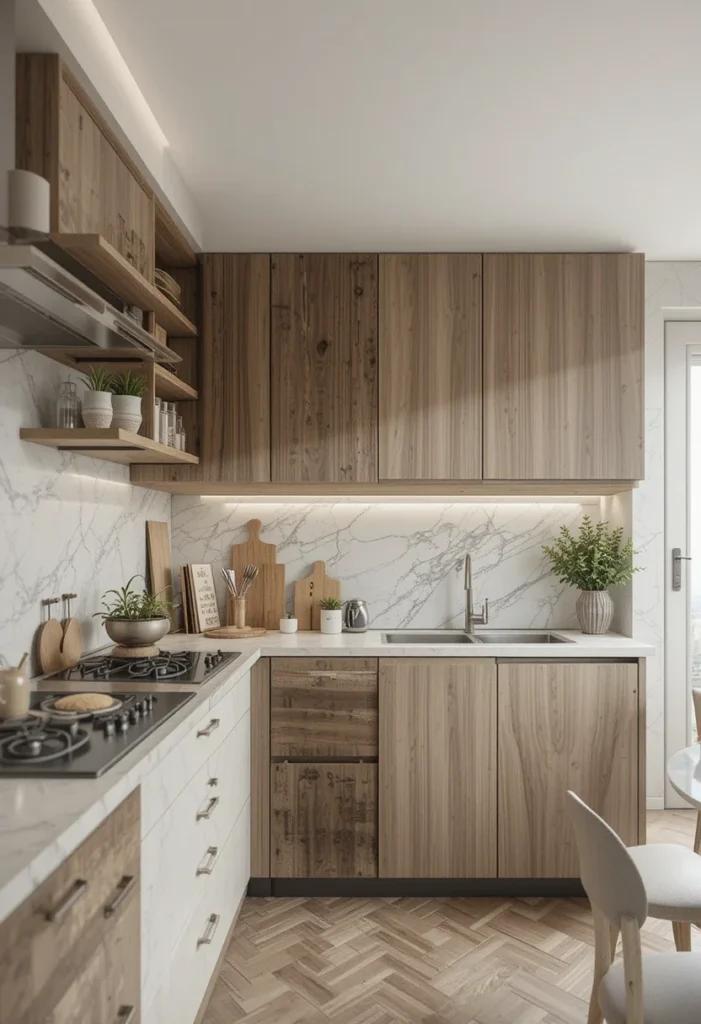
top-left (167, 402), bottom-right (177, 447)
top-left (175, 414), bottom-right (184, 451)
top-left (160, 401), bottom-right (170, 445)
top-left (56, 381), bottom-right (79, 429)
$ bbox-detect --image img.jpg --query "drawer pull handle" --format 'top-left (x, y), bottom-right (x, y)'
top-left (197, 912), bottom-right (220, 948)
top-left (45, 878), bottom-right (88, 922)
top-left (197, 795), bottom-right (219, 821)
top-left (197, 718), bottom-right (220, 738)
top-left (116, 1007), bottom-right (136, 1024)
top-left (196, 846), bottom-right (220, 876)
top-left (104, 875), bottom-right (137, 918)
top-left (208, 777), bottom-right (219, 787)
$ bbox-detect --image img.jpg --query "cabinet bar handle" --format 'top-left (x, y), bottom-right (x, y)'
top-left (197, 718), bottom-right (220, 737)
top-left (197, 912), bottom-right (220, 947)
top-left (196, 795), bottom-right (219, 821)
top-left (116, 1007), bottom-right (136, 1024)
top-left (104, 875), bottom-right (137, 918)
top-left (45, 879), bottom-right (88, 922)
top-left (196, 846), bottom-right (220, 876)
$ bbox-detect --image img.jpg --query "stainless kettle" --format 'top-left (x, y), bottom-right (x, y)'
top-left (342, 599), bottom-right (370, 633)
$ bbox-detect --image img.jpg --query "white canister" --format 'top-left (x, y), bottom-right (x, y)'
top-left (319, 609), bottom-right (343, 635)
top-left (280, 617), bottom-right (298, 634)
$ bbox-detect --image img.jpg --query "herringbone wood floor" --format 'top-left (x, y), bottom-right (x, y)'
top-left (202, 811), bottom-right (699, 1024)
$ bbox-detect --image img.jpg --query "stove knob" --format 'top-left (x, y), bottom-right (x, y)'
top-left (147, 695), bottom-right (155, 710)
top-left (129, 707), bottom-right (140, 724)
top-left (103, 718), bottom-right (116, 737)
top-left (204, 654), bottom-right (212, 668)
top-left (116, 714), bottom-right (129, 733)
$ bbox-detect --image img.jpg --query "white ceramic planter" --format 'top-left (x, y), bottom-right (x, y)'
top-left (319, 609), bottom-right (343, 634)
top-left (576, 589), bottom-right (614, 634)
top-left (81, 390), bottom-right (113, 429)
top-left (280, 617), bottom-right (298, 634)
top-left (111, 394), bottom-right (143, 433)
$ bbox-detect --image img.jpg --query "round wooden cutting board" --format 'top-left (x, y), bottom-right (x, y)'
top-left (203, 625), bottom-right (267, 639)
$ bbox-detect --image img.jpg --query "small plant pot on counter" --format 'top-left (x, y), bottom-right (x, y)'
top-left (104, 617), bottom-right (170, 647)
top-left (319, 600), bottom-right (343, 635)
top-left (576, 590), bottom-right (614, 635)
top-left (82, 390), bottom-right (113, 428)
top-left (111, 394), bottom-right (143, 433)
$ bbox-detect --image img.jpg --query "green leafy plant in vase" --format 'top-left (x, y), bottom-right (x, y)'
top-left (95, 574), bottom-right (172, 648)
top-left (319, 596), bottom-right (343, 635)
top-left (81, 367), bottom-right (114, 429)
top-left (110, 370), bottom-right (146, 433)
top-left (542, 515), bottom-right (639, 634)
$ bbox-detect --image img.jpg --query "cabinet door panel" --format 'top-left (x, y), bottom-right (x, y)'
top-left (58, 84), bottom-right (101, 235)
top-left (271, 763), bottom-right (378, 877)
top-left (99, 133), bottom-right (153, 281)
top-left (379, 254), bottom-right (482, 480)
top-left (483, 254), bottom-right (644, 480)
top-left (271, 254), bottom-right (378, 482)
top-left (379, 658), bottom-right (497, 878)
top-left (498, 661), bottom-right (639, 878)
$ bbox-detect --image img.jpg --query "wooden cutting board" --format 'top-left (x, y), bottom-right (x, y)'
top-left (231, 520), bottom-right (285, 629)
top-left (147, 521), bottom-right (176, 631)
top-left (294, 561), bottom-right (341, 630)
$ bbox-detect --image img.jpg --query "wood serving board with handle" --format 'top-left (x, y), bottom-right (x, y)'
top-left (231, 519), bottom-right (285, 629)
top-left (293, 560), bottom-right (341, 630)
top-left (147, 520), bottom-right (176, 631)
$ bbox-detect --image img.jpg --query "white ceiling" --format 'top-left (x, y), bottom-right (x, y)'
top-left (91, 0), bottom-right (701, 256)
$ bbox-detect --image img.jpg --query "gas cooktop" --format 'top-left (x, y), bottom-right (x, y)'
top-left (0, 691), bottom-right (195, 778)
top-left (48, 649), bottom-right (239, 685)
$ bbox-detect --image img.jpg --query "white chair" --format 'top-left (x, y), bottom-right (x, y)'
top-left (568, 790), bottom-right (701, 1024)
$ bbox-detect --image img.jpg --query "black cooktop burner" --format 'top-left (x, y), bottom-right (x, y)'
top-left (51, 649), bottom-right (239, 685)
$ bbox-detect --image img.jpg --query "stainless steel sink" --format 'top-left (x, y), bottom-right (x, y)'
top-left (382, 630), bottom-right (572, 645)
top-left (382, 631), bottom-right (477, 644)
top-left (470, 631), bottom-right (572, 644)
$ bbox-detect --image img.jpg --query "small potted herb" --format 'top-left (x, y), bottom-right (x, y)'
top-left (81, 367), bottom-right (114, 428)
top-left (319, 596), bottom-right (343, 635)
top-left (110, 371), bottom-right (146, 433)
top-left (95, 575), bottom-right (172, 647)
top-left (543, 516), bottom-right (639, 634)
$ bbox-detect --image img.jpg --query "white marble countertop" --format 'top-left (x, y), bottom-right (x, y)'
top-left (0, 628), bottom-right (653, 924)
top-left (667, 743), bottom-right (701, 809)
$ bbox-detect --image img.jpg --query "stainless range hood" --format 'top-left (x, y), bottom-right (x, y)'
top-left (0, 244), bottom-right (180, 364)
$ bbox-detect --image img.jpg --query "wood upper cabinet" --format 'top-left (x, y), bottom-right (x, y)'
top-left (497, 661), bottom-right (640, 878)
top-left (379, 658), bottom-right (497, 878)
top-left (379, 254), bottom-right (482, 480)
top-left (483, 254), bottom-right (644, 480)
top-left (271, 254), bottom-right (378, 483)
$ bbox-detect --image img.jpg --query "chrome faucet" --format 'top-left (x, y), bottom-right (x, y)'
top-left (464, 554), bottom-right (488, 633)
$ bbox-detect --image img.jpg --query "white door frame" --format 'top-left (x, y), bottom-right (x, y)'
top-left (665, 321), bottom-right (701, 806)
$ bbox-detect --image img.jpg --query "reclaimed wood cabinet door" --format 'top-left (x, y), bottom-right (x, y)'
top-left (57, 82), bottom-right (102, 235)
top-left (271, 763), bottom-right (378, 877)
top-left (379, 254), bottom-right (482, 480)
top-left (497, 661), bottom-right (639, 878)
top-left (379, 658), bottom-right (497, 878)
top-left (271, 254), bottom-right (378, 483)
top-left (483, 253), bottom-right (644, 481)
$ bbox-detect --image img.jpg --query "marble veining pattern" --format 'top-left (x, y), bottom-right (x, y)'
top-left (0, 351), bottom-right (171, 666)
top-left (171, 500), bottom-right (594, 630)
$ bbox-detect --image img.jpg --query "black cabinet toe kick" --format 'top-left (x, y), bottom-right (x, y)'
top-left (248, 878), bottom-right (585, 898)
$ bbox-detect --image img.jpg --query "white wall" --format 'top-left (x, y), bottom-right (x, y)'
top-left (0, 351), bottom-right (171, 668)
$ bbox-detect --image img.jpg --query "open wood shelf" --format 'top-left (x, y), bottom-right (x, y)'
top-left (154, 364), bottom-right (198, 401)
top-left (37, 352), bottom-right (198, 402)
top-left (52, 234), bottom-right (198, 337)
top-left (20, 428), bottom-right (199, 466)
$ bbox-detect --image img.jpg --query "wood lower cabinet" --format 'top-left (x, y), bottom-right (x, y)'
top-left (497, 661), bottom-right (640, 878)
top-left (271, 658), bottom-right (378, 758)
top-left (271, 763), bottom-right (378, 878)
top-left (379, 658), bottom-right (497, 878)
top-left (483, 253), bottom-right (644, 481)
top-left (379, 253), bottom-right (482, 480)
top-left (271, 253), bottom-right (378, 483)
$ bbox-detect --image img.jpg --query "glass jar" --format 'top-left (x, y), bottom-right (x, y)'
top-left (176, 414), bottom-right (184, 451)
top-left (153, 397), bottom-right (161, 441)
top-left (168, 403), bottom-right (177, 447)
top-left (180, 425), bottom-right (187, 452)
top-left (160, 401), bottom-right (170, 445)
top-left (56, 381), bottom-right (79, 429)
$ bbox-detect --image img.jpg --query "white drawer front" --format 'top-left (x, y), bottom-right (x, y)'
top-left (145, 801), bottom-right (250, 1024)
top-left (141, 669), bottom-right (250, 837)
top-left (141, 707), bottom-right (251, 1008)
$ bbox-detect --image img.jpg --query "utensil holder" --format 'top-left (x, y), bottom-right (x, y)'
top-left (233, 597), bottom-right (247, 629)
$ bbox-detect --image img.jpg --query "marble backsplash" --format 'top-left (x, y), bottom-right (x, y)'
top-left (171, 498), bottom-right (596, 630)
top-left (0, 351), bottom-right (170, 666)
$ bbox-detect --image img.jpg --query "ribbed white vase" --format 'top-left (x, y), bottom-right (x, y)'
top-left (576, 590), bottom-right (614, 634)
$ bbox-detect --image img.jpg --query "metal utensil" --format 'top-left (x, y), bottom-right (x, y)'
top-left (239, 564), bottom-right (259, 597)
top-left (220, 568), bottom-right (238, 598)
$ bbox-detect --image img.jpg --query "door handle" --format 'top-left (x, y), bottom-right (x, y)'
top-left (44, 879), bottom-right (88, 922)
top-left (672, 547), bottom-right (693, 591)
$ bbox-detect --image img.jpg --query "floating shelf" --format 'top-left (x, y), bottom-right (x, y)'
top-left (20, 428), bottom-right (199, 466)
top-left (37, 352), bottom-right (198, 403)
top-left (53, 234), bottom-right (197, 337)
top-left (154, 365), bottom-right (198, 401)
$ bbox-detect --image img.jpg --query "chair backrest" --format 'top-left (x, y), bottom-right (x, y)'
top-left (566, 791), bottom-right (647, 927)
top-left (693, 689), bottom-right (701, 742)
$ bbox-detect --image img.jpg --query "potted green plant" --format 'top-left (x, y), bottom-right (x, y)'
top-left (319, 596), bottom-right (343, 635)
top-left (110, 370), bottom-right (146, 432)
top-left (542, 516), bottom-right (639, 634)
top-left (95, 575), bottom-right (172, 647)
top-left (81, 367), bottom-right (114, 428)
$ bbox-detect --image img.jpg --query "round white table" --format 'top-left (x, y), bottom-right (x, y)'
top-left (668, 742), bottom-right (701, 809)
